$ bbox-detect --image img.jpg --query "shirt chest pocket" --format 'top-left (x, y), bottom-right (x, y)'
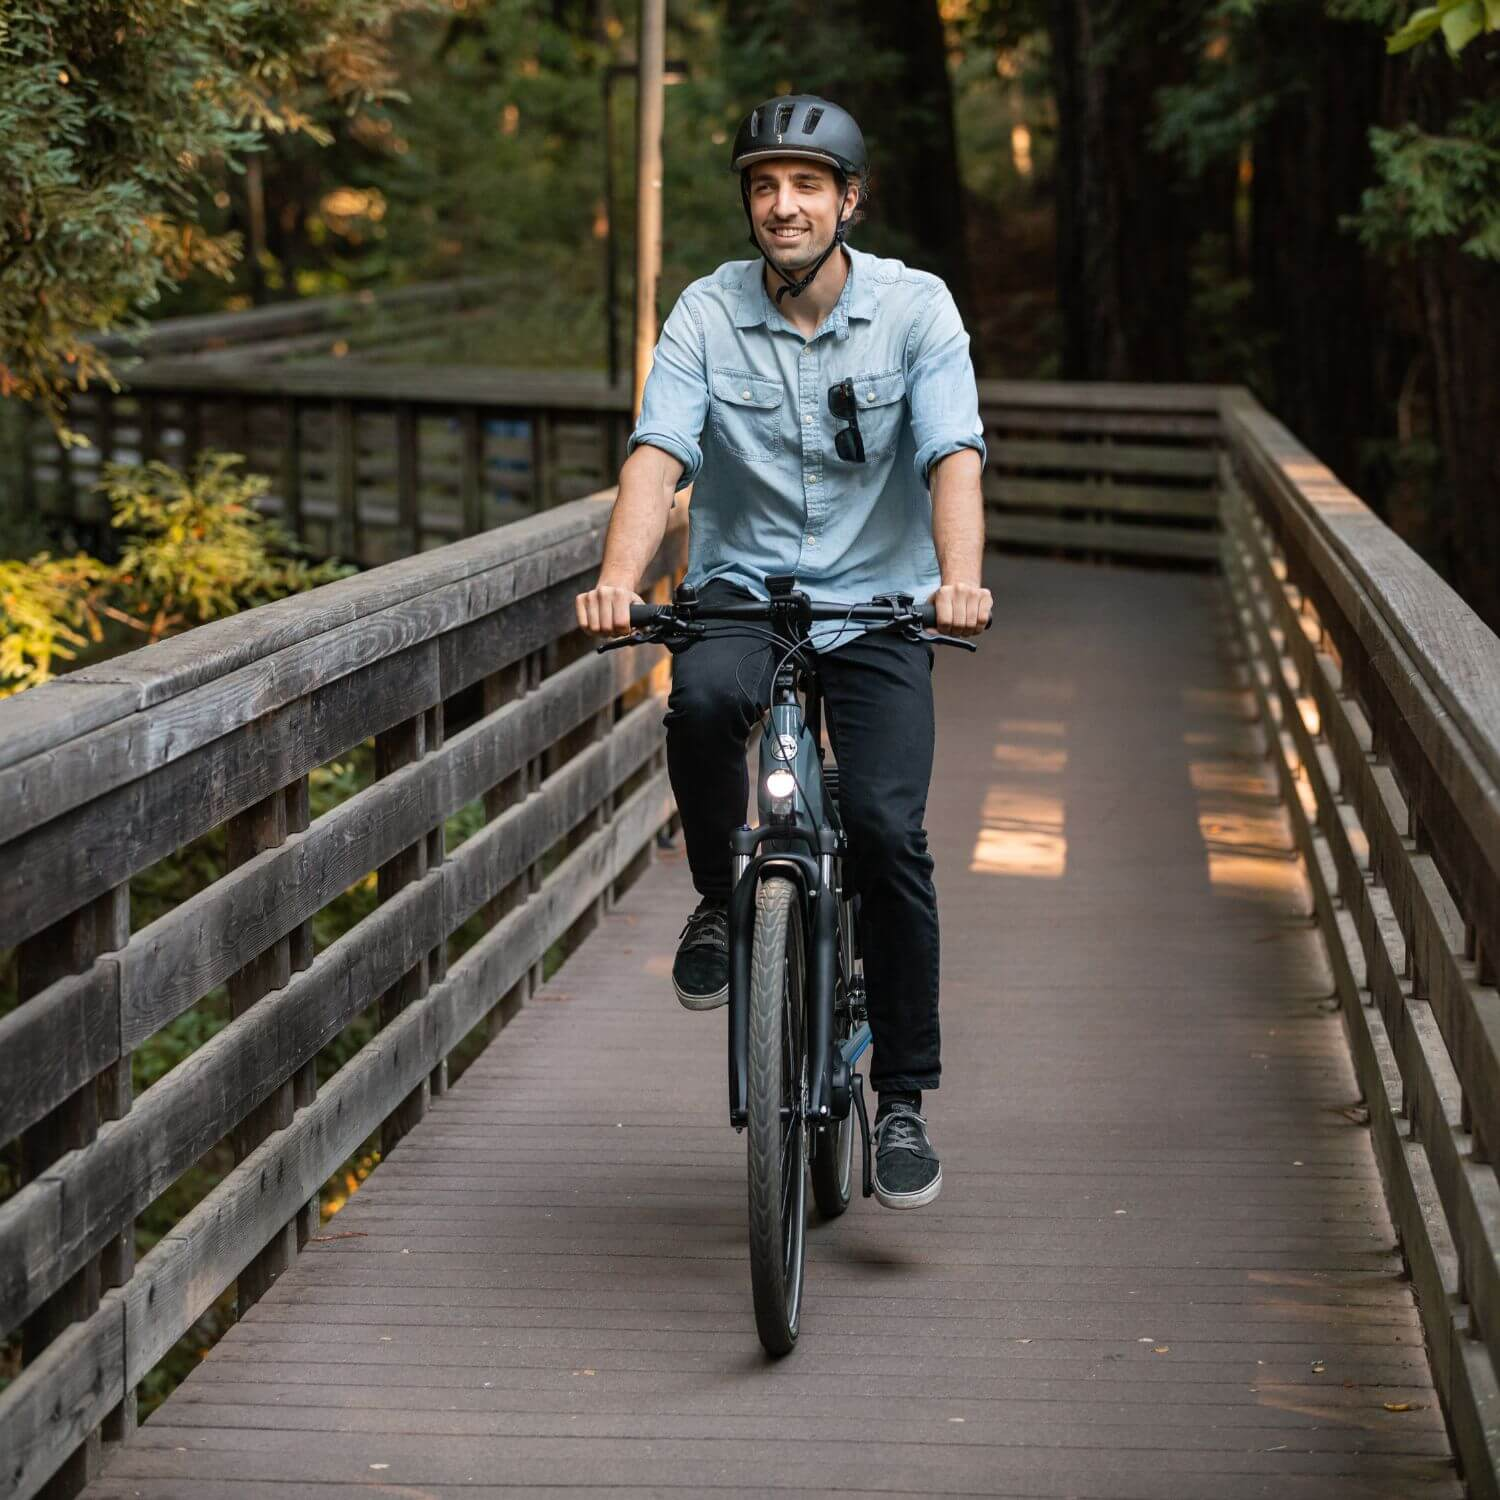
top-left (844, 369), bottom-right (907, 459)
top-left (711, 369), bottom-right (784, 462)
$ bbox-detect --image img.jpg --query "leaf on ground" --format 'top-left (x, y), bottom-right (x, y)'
top-left (1154, 1345), bottom-right (1171, 1354)
top-left (1384, 1400), bottom-right (1422, 1412)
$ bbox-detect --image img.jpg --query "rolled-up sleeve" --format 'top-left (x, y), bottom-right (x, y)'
top-left (626, 292), bottom-right (708, 491)
top-left (905, 284), bottom-right (986, 490)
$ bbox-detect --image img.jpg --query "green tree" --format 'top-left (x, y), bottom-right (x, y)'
top-left (0, 0), bottom-right (423, 432)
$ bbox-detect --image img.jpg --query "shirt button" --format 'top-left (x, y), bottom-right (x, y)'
top-left (803, 414), bottom-right (812, 425)
top-left (865, 389), bottom-right (876, 402)
top-left (805, 535), bottom-right (817, 546)
top-left (741, 388), bottom-right (752, 399)
top-left (806, 474), bottom-right (819, 484)
top-left (800, 347), bottom-right (811, 357)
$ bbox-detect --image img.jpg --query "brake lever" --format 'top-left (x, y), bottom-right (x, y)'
top-left (925, 631), bottom-right (979, 653)
top-left (595, 631), bottom-right (650, 654)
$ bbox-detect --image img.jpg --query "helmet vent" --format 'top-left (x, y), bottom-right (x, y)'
top-left (802, 107), bottom-right (823, 133)
top-left (774, 103), bottom-right (794, 135)
top-left (749, 108), bottom-right (761, 137)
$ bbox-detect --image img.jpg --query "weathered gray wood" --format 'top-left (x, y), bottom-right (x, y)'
top-left (0, 646), bottom-right (439, 951)
top-left (0, 522), bottom-right (618, 847)
top-left (978, 378), bottom-right (1226, 412)
top-left (986, 512), bottom-right (1218, 561)
top-left (73, 554), bottom-right (1463, 1499)
top-left (988, 437), bottom-right (1219, 479)
top-left (1224, 496), bottom-right (1500, 1500)
top-left (114, 645), bottom-right (659, 1046)
top-left (0, 1293), bottom-right (124, 1500)
top-left (112, 757), bottom-right (669, 1397)
top-left (984, 474), bottom-right (1218, 520)
top-left (395, 403), bottom-right (420, 554)
top-left (0, 963), bottom-right (119, 1145)
top-left (0, 698), bottom-right (666, 1338)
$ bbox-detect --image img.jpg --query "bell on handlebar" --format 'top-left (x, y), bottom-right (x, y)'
top-left (674, 583), bottom-right (698, 608)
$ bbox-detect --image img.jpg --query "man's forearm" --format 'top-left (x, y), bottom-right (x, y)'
top-left (930, 448), bottom-right (985, 586)
top-left (597, 445), bottom-right (683, 590)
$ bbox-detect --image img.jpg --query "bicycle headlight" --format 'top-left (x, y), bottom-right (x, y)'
top-left (765, 768), bottom-right (797, 804)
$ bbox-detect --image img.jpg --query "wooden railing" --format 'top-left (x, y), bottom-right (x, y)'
top-left (0, 496), bottom-right (684, 1500)
top-left (22, 360), bottom-right (1225, 569)
top-left (1220, 388), bottom-right (1500, 1499)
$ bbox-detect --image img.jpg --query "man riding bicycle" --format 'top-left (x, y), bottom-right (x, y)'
top-left (576, 94), bottom-right (991, 1210)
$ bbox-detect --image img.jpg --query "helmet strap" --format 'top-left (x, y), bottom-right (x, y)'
top-left (742, 169), bottom-right (854, 304)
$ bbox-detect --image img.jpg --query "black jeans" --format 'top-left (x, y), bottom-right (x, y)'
top-left (663, 581), bottom-right (940, 1094)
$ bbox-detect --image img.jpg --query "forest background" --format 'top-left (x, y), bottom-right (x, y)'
top-left (2, 0), bottom-right (1497, 629)
top-left (0, 0), bottom-right (1497, 1423)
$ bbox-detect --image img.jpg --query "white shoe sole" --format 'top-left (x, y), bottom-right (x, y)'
top-left (873, 1168), bottom-right (943, 1210)
top-left (673, 979), bottom-right (728, 1011)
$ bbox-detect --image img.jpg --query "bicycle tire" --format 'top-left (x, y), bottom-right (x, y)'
top-left (747, 876), bottom-right (808, 1356)
top-left (810, 891), bottom-right (857, 1218)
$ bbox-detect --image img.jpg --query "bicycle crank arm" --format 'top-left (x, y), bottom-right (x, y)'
top-left (850, 1072), bottom-right (875, 1199)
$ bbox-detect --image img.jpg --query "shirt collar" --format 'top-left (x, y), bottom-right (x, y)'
top-left (734, 245), bottom-right (876, 341)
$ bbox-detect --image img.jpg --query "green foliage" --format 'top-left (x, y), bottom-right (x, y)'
top-left (1387, 0), bottom-right (1500, 54)
top-left (0, 0), bottom-right (424, 431)
top-left (0, 550), bottom-right (106, 691)
top-left (1353, 100), bottom-right (1500, 258)
top-left (0, 450), bottom-right (353, 694)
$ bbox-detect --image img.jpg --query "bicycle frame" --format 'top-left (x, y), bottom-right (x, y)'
top-left (724, 613), bottom-right (867, 1149)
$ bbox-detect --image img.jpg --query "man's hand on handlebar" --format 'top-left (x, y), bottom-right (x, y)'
top-left (575, 581), bottom-right (643, 638)
top-left (929, 581), bottom-right (993, 638)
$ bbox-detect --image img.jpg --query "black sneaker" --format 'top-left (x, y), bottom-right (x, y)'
top-left (872, 1102), bottom-right (943, 1209)
top-left (672, 897), bottom-right (729, 1010)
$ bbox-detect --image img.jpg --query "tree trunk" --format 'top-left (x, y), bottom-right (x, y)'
top-left (1247, 10), bottom-right (1386, 491)
top-left (1406, 50), bottom-right (1500, 632)
top-left (1047, 0), bottom-right (1209, 380)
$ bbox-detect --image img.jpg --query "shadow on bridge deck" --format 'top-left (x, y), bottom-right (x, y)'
top-left (82, 555), bottom-right (1459, 1499)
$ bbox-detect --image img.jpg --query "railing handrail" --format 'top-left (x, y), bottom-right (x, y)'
top-left (1221, 386), bottom-right (1500, 802)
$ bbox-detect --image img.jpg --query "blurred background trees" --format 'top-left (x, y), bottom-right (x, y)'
top-left (0, 0), bottom-right (1496, 623)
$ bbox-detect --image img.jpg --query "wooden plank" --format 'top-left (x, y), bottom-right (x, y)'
top-left (118, 362), bottom-right (634, 414)
top-left (0, 701), bottom-right (666, 1337)
top-left (115, 754), bottom-right (669, 1394)
top-left (0, 1292), bottom-right (124, 1500)
top-left (984, 474), bottom-right (1218, 520)
top-left (0, 645), bottom-right (440, 951)
top-left (0, 962), bottom-right (120, 1145)
top-left (114, 645), bottom-right (658, 1046)
top-left (988, 437), bottom-right (1220, 479)
top-left (977, 378), bottom-right (1226, 412)
top-left (986, 512), bottom-right (1219, 561)
top-left (278, 396), bottom-right (302, 539)
top-left (1224, 537), bottom-right (1498, 1500)
top-left (1223, 390), bottom-right (1500, 941)
top-left (982, 407), bottom-right (1222, 439)
top-left (0, 519), bottom-right (620, 848)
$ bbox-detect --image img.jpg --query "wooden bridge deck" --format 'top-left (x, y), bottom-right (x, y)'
top-left (82, 556), bottom-right (1459, 1499)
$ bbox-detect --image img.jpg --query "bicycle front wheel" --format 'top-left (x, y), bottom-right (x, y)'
top-left (746, 876), bottom-right (808, 1356)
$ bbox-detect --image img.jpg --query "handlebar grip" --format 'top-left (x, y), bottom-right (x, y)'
top-left (628, 604), bottom-right (660, 627)
top-left (917, 604), bottom-right (937, 628)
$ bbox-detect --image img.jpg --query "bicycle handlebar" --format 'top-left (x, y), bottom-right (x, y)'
top-left (626, 600), bottom-right (946, 629)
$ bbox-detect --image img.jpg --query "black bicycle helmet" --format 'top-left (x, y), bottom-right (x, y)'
top-left (730, 95), bottom-right (868, 303)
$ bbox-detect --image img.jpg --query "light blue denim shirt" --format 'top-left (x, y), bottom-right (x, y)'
top-left (627, 244), bottom-right (986, 648)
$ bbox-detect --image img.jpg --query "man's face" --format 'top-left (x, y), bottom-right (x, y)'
top-left (747, 159), bottom-right (858, 275)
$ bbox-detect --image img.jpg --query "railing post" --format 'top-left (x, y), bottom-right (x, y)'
top-left (17, 884), bottom-right (129, 1497)
top-left (280, 397), bottom-right (304, 545)
top-left (375, 713), bottom-right (432, 1153)
top-left (284, 774), bottom-right (321, 1246)
top-left (396, 402), bottom-right (421, 557)
top-left (334, 398), bottom-right (359, 563)
top-left (225, 789), bottom-right (297, 1312)
top-left (460, 406), bottom-right (484, 538)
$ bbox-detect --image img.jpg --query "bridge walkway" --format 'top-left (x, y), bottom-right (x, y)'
top-left (81, 555), bottom-right (1458, 1499)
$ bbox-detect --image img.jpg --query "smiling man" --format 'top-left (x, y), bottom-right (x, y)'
top-left (575, 94), bottom-right (990, 1209)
